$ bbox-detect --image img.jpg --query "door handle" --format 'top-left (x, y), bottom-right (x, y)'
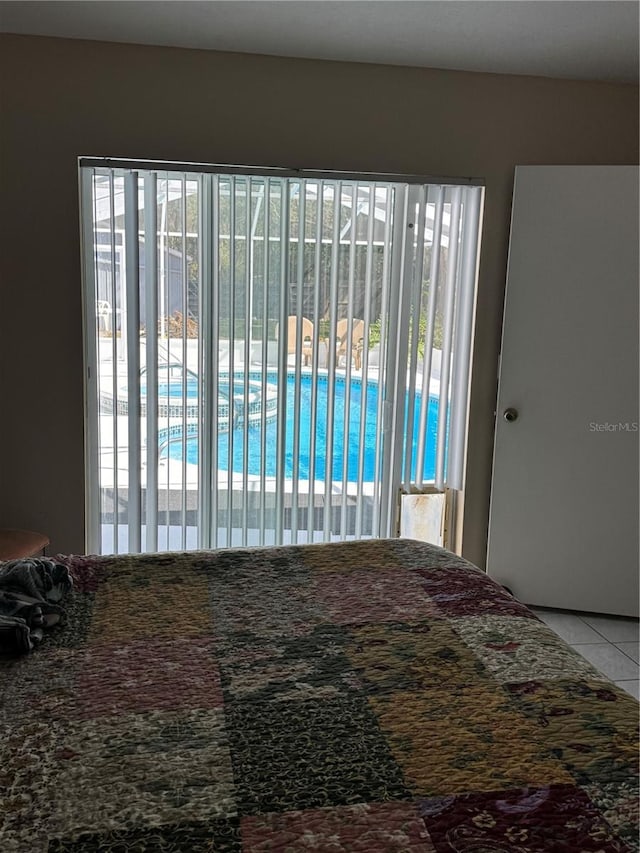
top-left (503, 408), bottom-right (518, 423)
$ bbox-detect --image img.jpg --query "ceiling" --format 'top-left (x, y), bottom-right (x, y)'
top-left (1, 1), bottom-right (638, 84)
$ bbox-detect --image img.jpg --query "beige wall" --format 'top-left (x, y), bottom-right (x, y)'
top-left (0, 34), bottom-right (637, 563)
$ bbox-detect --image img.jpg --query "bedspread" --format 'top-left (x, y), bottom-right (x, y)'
top-left (0, 538), bottom-right (638, 852)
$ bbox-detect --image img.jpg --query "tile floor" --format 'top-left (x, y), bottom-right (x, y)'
top-left (531, 607), bottom-right (639, 699)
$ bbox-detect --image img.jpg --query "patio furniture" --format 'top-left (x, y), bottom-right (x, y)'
top-left (336, 318), bottom-right (364, 369)
top-left (278, 316), bottom-right (314, 366)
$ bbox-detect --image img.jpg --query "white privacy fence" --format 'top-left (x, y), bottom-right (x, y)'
top-left (80, 161), bottom-right (483, 554)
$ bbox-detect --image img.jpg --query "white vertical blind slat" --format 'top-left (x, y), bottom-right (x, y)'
top-left (435, 187), bottom-right (462, 489)
top-left (372, 187), bottom-right (394, 538)
top-left (198, 174), bottom-right (213, 549)
top-left (108, 173), bottom-right (120, 552)
top-left (291, 181), bottom-right (305, 540)
top-left (323, 181), bottom-right (342, 542)
top-left (415, 186), bottom-right (444, 488)
top-left (402, 187), bottom-right (428, 490)
top-left (355, 184), bottom-right (377, 538)
top-left (211, 176), bottom-right (222, 546)
top-left (340, 183), bottom-right (358, 538)
top-left (144, 174), bottom-right (159, 551)
top-left (258, 180), bottom-right (270, 545)
top-left (241, 178), bottom-right (252, 546)
top-left (307, 181), bottom-right (324, 543)
top-left (124, 172), bottom-right (142, 553)
top-left (180, 177), bottom-right (188, 550)
top-left (162, 175), bottom-right (171, 550)
top-left (80, 169), bottom-right (101, 553)
top-left (275, 180), bottom-right (290, 545)
top-left (223, 178), bottom-right (234, 546)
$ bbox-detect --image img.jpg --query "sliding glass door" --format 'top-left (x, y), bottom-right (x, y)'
top-left (81, 162), bottom-right (483, 554)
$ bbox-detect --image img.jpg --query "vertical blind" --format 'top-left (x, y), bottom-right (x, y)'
top-left (80, 162), bottom-right (483, 554)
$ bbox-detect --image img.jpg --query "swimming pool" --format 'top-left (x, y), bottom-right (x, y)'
top-left (161, 373), bottom-right (440, 483)
top-left (138, 364), bottom-right (278, 425)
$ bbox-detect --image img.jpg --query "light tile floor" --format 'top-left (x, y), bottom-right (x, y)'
top-left (532, 607), bottom-right (639, 699)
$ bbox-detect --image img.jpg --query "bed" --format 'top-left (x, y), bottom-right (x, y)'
top-left (1, 538), bottom-right (637, 852)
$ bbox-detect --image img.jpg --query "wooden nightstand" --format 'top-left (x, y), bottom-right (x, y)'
top-left (0, 529), bottom-right (50, 561)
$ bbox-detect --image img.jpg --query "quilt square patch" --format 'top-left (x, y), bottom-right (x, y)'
top-left (0, 648), bottom-right (84, 724)
top-left (345, 621), bottom-right (491, 696)
top-left (506, 680), bottom-right (639, 785)
top-left (241, 802), bottom-right (435, 851)
top-left (583, 775), bottom-right (640, 849)
top-left (225, 695), bottom-right (409, 814)
top-left (452, 615), bottom-right (603, 683)
top-left (196, 546), bottom-right (311, 587)
top-left (47, 817), bottom-right (242, 852)
top-left (203, 549), bottom-right (331, 638)
top-left (216, 624), bottom-right (361, 703)
top-left (0, 656), bottom-right (27, 717)
top-left (210, 585), bottom-right (326, 639)
top-left (1, 719), bottom-right (59, 850)
top-left (89, 575), bottom-right (212, 643)
top-left (369, 685), bottom-right (572, 796)
top-left (313, 568), bottom-right (440, 625)
top-left (388, 540), bottom-right (473, 571)
top-left (301, 539), bottom-right (402, 573)
top-left (418, 784), bottom-right (630, 852)
top-left (43, 710), bottom-right (236, 839)
top-left (58, 554), bottom-right (109, 593)
top-left (71, 637), bottom-right (224, 718)
top-left (413, 566), bottom-right (536, 619)
top-left (100, 551), bottom-right (207, 588)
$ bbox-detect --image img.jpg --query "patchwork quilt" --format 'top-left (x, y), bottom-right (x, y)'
top-left (0, 538), bottom-right (638, 852)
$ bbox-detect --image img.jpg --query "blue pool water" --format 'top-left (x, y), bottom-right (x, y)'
top-left (161, 374), bottom-right (440, 483)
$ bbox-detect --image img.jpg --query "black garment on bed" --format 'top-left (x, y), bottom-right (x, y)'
top-left (0, 557), bottom-right (72, 654)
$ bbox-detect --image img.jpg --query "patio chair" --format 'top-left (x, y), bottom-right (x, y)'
top-left (336, 318), bottom-right (365, 369)
top-left (277, 316), bottom-right (314, 366)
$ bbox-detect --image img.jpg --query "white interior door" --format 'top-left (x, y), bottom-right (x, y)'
top-left (487, 166), bottom-right (639, 616)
